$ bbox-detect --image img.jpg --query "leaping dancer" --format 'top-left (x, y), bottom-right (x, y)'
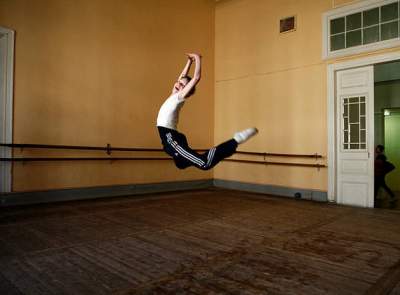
top-left (157, 53), bottom-right (258, 170)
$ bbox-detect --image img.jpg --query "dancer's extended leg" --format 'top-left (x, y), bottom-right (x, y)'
top-left (158, 127), bottom-right (258, 170)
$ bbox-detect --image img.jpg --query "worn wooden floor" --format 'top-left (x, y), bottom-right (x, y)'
top-left (1, 188), bottom-right (400, 295)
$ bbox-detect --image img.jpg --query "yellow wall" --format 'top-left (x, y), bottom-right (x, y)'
top-left (214, 0), bottom-right (331, 191)
top-left (333, 0), bottom-right (360, 8)
top-left (0, 0), bottom-right (215, 191)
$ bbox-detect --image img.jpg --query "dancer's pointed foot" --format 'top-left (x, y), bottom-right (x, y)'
top-left (233, 127), bottom-right (258, 144)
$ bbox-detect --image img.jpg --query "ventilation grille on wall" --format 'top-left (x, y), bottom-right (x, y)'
top-left (280, 16), bottom-right (296, 33)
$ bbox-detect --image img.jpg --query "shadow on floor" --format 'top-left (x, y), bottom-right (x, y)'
top-left (375, 190), bottom-right (400, 209)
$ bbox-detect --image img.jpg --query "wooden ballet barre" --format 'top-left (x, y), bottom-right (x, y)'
top-left (0, 157), bottom-right (172, 162)
top-left (0, 157), bottom-right (326, 168)
top-left (0, 143), bottom-right (164, 153)
top-left (0, 143), bottom-right (207, 154)
top-left (223, 159), bottom-right (326, 168)
top-left (235, 151), bottom-right (323, 158)
top-left (0, 143), bottom-right (323, 159)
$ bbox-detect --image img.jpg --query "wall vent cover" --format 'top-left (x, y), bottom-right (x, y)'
top-left (280, 16), bottom-right (296, 33)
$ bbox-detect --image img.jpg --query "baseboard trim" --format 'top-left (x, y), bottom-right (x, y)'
top-left (0, 179), bottom-right (328, 207)
top-left (0, 179), bottom-right (214, 207)
top-left (213, 179), bottom-right (327, 202)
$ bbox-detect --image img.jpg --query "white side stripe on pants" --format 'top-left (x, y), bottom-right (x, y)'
top-left (206, 147), bottom-right (216, 168)
top-left (166, 133), bottom-right (205, 166)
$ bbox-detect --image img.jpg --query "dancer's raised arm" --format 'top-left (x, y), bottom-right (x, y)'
top-left (178, 53), bottom-right (201, 99)
top-left (177, 56), bottom-right (192, 81)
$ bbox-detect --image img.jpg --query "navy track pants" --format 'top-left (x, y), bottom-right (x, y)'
top-left (158, 126), bottom-right (237, 170)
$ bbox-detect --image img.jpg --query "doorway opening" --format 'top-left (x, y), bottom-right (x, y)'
top-left (374, 60), bottom-right (400, 209)
top-left (328, 52), bottom-right (400, 208)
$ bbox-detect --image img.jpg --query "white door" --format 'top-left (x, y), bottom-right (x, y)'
top-left (0, 28), bottom-right (14, 193)
top-left (336, 66), bottom-right (374, 208)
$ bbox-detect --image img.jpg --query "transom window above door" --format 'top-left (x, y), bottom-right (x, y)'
top-left (323, 0), bottom-right (400, 59)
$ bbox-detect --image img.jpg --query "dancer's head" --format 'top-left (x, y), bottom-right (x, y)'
top-left (174, 76), bottom-right (196, 97)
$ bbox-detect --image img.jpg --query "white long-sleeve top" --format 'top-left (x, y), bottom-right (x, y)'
top-left (156, 92), bottom-right (185, 130)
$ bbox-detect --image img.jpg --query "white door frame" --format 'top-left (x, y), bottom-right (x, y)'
top-left (327, 51), bottom-right (400, 203)
top-left (0, 27), bottom-right (14, 193)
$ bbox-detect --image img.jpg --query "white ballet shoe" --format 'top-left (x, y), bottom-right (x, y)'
top-left (233, 127), bottom-right (258, 144)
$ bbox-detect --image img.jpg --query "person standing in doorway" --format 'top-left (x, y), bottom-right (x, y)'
top-left (374, 145), bottom-right (396, 203)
